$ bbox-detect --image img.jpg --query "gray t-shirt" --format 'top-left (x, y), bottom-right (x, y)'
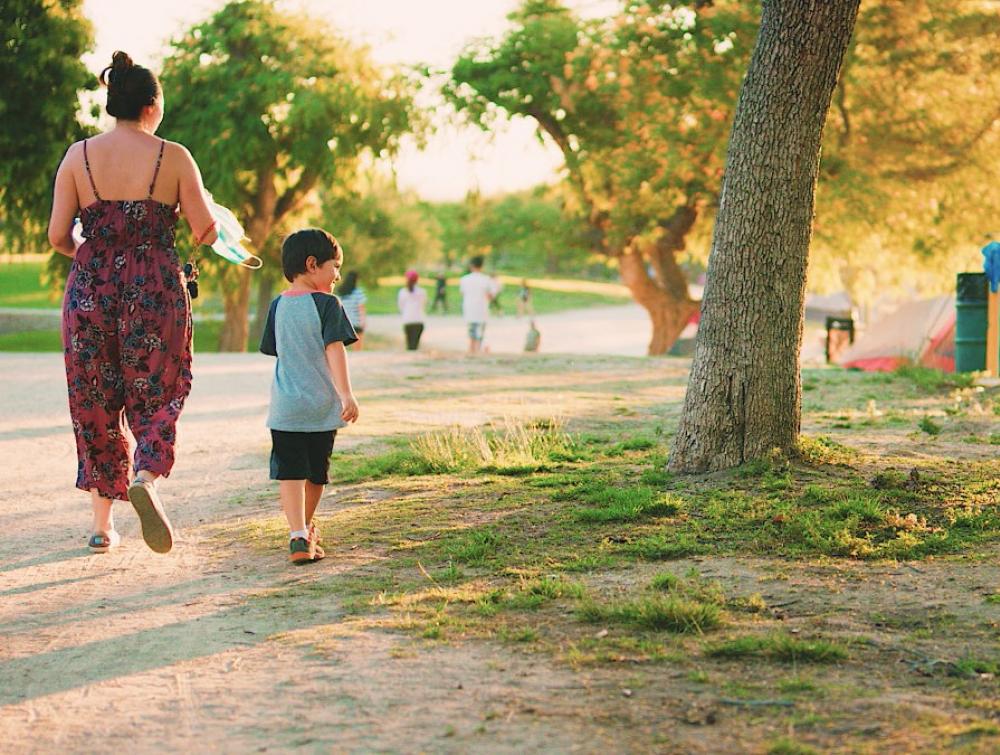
top-left (260, 291), bottom-right (358, 432)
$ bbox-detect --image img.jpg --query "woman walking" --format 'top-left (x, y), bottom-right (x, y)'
top-left (397, 269), bottom-right (427, 350)
top-left (337, 271), bottom-right (368, 349)
top-left (48, 51), bottom-right (217, 554)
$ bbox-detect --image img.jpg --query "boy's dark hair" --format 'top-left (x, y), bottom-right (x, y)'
top-left (100, 51), bottom-right (160, 121)
top-left (469, 255), bottom-right (485, 269)
top-left (281, 228), bottom-right (341, 282)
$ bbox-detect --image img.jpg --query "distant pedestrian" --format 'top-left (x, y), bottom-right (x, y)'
top-left (398, 269), bottom-right (427, 351)
top-left (517, 278), bottom-right (534, 317)
top-left (337, 271), bottom-right (367, 350)
top-left (431, 273), bottom-right (447, 313)
top-left (459, 256), bottom-right (499, 354)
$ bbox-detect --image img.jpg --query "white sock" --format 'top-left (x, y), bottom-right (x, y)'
top-left (290, 529), bottom-right (309, 541)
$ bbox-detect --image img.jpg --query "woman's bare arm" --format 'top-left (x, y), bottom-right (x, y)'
top-left (175, 144), bottom-right (218, 246)
top-left (47, 144), bottom-right (80, 257)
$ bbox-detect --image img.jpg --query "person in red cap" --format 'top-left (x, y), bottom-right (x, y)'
top-left (397, 269), bottom-right (427, 350)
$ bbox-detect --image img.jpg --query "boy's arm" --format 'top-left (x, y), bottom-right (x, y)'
top-left (259, 298), bottom-right (279, 356)
top-left (325, 342), bottom-right (359, 423)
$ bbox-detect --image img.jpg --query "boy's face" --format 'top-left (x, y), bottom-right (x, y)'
top-left (307, 253), bottom-right (342, 292)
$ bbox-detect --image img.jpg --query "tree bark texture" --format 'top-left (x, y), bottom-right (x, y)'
top-left (619, 205), bottom-right (700, 355)
top-left (218, 267), bottom-right (252, 352)
top-left (669, 0), bottom-right (861, 472)
top-left (218, 165), bottom-right (277, 352)
top-left (530, 112), bottom-right (698, 355)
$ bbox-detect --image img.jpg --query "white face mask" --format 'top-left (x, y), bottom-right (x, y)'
top-left (207, 196), bottom-right (262, 269)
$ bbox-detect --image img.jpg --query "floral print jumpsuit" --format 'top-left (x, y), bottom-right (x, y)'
top-left (62, 139), bottom-right (193, 502)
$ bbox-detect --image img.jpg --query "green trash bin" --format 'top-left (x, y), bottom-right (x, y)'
top-left (955, 272), bottom-right (988, 372)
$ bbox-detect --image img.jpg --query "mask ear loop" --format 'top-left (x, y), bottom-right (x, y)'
top-left (239, 254), bottom-right (264, 270)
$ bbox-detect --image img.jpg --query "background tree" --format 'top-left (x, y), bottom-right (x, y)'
top-left (423, 188), bottom-right (593, 275)
top-left (445, 0), bottom-right (759, 353)
top-left (809, 0), bottom-right (1000, 317)
top-left (0, 0), bottom-right (94, 254)
top-left (669, 0), bottom-right (861, 473)
top-left (316, 175), bottom-right (441, 282)
top-left (160, 0), bottom-right (420, 350)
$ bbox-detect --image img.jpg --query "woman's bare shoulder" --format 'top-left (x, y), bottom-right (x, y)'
top-left (162, 139), bottom-right (195, 162)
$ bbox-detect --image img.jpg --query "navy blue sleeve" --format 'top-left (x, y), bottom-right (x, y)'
top-left (259, 297), bottom-right (280, 356)
top-left (313, 293), bottom-right (358, 347)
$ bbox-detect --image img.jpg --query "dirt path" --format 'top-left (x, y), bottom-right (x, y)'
top-left (0, 351), bottom-right (707, 754)
top-left (2, 352), bottom-right (998, 754)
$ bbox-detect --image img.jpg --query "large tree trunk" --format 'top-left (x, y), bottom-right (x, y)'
top-left (218, 267), bottom-right (252, 351)
top-left (618, 250), bottom-right (697, 356)
top-left (218, 166), bottom-right (277, 352)
top-left (669, 0), bottom-right (861, 473)
top-left (618, 205), bottom-right (700, 355)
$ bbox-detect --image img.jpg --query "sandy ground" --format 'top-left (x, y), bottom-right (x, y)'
top-left (362, 305), bottom-right (828, 363)
top-left (1, 350), bottom-right (731, 754)
top-left (3, 345), bottom-right (997, 754)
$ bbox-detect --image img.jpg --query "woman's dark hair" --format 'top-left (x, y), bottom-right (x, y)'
top-left (281, 228), bottom-right (341, 283)
top-left (337, 271), bottom-right (359, 297)
top-left (100, 51), bottom-right (160, 121)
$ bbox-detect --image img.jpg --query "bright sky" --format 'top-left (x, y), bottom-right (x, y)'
top-left (81, 0), bottom-right (619, 201)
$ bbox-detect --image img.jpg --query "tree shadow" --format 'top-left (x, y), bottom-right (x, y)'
top-left (0, 573), bottom-right (104, 599)
top-left (0, 548), bottom-right (91, 574)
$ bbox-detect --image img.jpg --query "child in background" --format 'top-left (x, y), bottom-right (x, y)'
top-left (260, 229), bottom-right (360, 564)
top-left (337, 271), bottom-right (367, 349)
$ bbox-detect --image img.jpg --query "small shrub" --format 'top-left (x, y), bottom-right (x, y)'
top-left (650, 573), bottom-right (678, 592)
top-left (578, 596), bottom-right (721, 634)
top-left (918, 416), bottom-right (942, 436)
top-left (625, 533), bottom-right (705, 560)
top-left (705, 634), bottom-right (848, 663)
top-left (444, 528), bottom-right (504, 565)
top-left (795, 436), bottom-right (858, 465)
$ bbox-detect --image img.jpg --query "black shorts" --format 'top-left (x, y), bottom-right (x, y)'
top-left (269, 429), bottom-right (337, 484)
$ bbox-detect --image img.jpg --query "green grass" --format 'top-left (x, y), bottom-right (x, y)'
top-left (577, 595), bottom-right (721, 634)
top-left (705, 634), bottom-right (848, 663)
top-left (331, 419), bottom-right (577, 481)
top-left (363, 280), bottom-right (629, 316)
top-left (0, 319), bottom-right (226, 353)
top-left (0, 261), bottom-right (58, 308)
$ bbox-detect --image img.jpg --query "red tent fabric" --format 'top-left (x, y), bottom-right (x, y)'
top-left (837, 297), bottom-right (955, 372)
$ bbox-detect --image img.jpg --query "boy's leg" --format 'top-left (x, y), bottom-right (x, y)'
top-left (280, 480), bottom-right (307, 533)
top-left (304, 481), bottom-right (324, 527)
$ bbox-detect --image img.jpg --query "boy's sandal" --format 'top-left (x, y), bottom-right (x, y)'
top-left (127, 477), bottom-right (174, 554)
top-left (309, 522), bottom-right (323, 545)
top-left (88, 530), bottom-right (121, 553)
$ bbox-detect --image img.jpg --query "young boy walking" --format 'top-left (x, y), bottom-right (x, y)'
top-left (260, 228), bottom-right (360, 564)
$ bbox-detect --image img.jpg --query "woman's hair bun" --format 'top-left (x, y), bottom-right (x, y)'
top-left (100, 50), bottom-right (134, 88)
top-left (98, 51), bottom-right (160, 121)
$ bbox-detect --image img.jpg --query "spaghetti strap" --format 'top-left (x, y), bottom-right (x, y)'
top-left (147, 140), bottom-right (166, 199)
top-left (82, 140), bottom-right (101, 202)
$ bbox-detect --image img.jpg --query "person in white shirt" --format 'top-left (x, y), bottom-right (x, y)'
top-left (397, 269), bottom-right (427, 350)
top-left (459, 255), bottom-right (498, 354)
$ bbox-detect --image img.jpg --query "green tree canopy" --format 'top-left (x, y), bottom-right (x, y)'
top-left (0, 0), bottom-right (94, 253)
top-left (317, 175), bottom-right (441, 283)
top-left (160, 0), bottom-right (422, 349)
top-left (810, 0), bottom-right (1000, 315)
top-left (446, 0), bottom-right (759, 353)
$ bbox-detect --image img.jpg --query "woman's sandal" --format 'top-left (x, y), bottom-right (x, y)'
top-left (88, 530), bottom-right (121, 553)
top-left (127, 477), bottom-right (174, 554)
